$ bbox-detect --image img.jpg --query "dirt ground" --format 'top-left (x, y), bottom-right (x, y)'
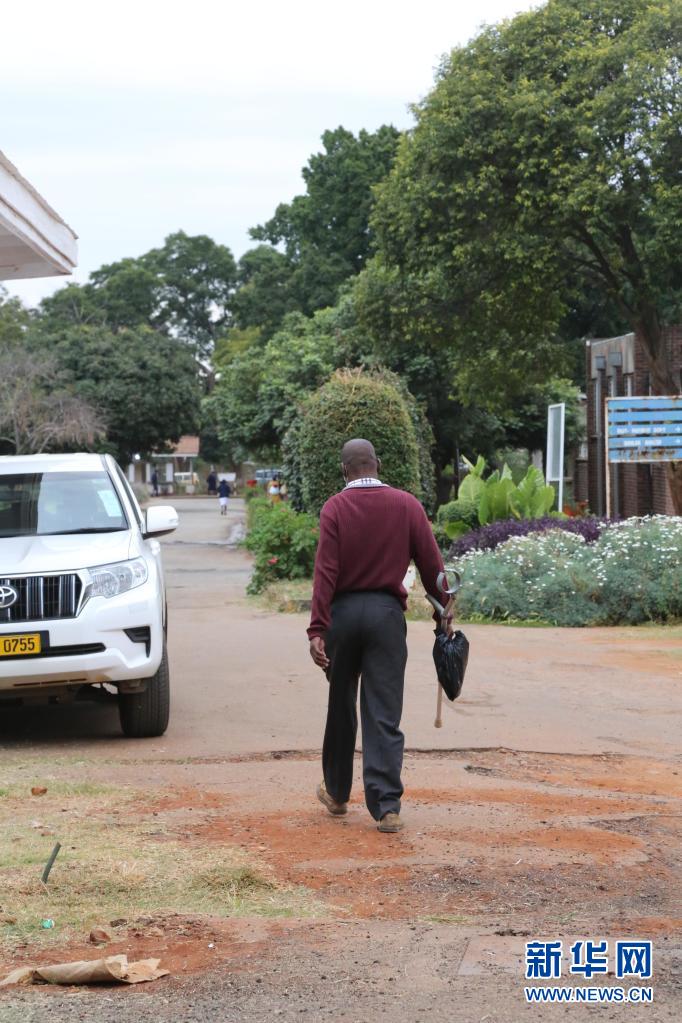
top-left (1, 498), bottom-right (681, 1022)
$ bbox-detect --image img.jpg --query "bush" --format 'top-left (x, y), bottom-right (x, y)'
top-left (448, 516), bottom-right (612, 558)
top-left (437, 456), bottom-right (556, 541)
top-left (245, 501), bottom-right (319, 594)
top-left (289, 368), bottom-right (422, 515)
top-left (452, 517), bottom-right (682, 626)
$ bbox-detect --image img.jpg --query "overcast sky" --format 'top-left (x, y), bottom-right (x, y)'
top-left (4, 0), bottom-right (536, 307)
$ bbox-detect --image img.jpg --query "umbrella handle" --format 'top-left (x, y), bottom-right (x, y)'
top-left (427, 593), bottom-right (454, 635)
top-left (437, 570), bottom-right (462, 597)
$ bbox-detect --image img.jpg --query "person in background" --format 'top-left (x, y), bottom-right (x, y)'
top-left (218, 477), bottom-right (231, 515)
top-left (151, 466), bottom-right (159, 497)
top-left (207, 468), bottom-right (218, 495)
top-left (308, 439), bottom-right (447, 834)
top-left (267, 475), bottom-right (281, 502)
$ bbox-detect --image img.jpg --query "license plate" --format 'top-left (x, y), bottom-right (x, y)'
top-left (0, 633), bottom-right (42, 657)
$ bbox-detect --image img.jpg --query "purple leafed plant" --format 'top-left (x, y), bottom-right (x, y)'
top-left (447, 516), bottom-right (615, 558)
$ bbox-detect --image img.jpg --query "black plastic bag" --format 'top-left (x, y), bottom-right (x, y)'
top-left (432, 628), bottom-right (469, 701)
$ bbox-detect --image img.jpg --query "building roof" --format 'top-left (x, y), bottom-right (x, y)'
top-left (171, 435), bottom-right (200, 457)
top-left (0, 151), bottom-right (78, 281)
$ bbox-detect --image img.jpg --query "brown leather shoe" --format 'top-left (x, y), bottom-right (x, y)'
top-left (377, 812), bottom-right (404, 833)
top-left (317, 782), bottom-right (348, 816)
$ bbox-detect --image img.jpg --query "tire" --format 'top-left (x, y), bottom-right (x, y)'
top-left (118, 641), bottom-right (170, 738)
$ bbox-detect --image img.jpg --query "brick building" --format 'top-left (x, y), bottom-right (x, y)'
top-left (585, 327), bottom-right (682, 517)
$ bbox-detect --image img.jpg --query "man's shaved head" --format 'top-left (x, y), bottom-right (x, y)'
top-left (341, 439), bottom-right (380, 481)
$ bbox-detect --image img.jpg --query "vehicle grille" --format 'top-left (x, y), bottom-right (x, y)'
top-left (0, 575), bottom-right (82, 622)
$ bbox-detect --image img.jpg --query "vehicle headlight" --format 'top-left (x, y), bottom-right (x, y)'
top-left (86, 558), bottom-right (148, 598)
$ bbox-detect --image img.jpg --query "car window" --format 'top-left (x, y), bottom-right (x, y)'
top-left (0, 472), bottom-right (128, 537)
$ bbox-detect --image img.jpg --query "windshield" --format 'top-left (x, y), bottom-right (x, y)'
top-left (0, 471), bottom-right (128, 538)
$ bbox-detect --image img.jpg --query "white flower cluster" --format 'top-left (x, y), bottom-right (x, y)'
top-left (451, 516), bottom-right (682, 625)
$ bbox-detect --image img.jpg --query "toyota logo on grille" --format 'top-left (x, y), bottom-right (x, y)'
top-left (0, 584), bottom-right (19, 609)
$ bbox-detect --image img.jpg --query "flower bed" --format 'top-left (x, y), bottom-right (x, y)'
top-left (448, 516), bottom-right (613, 558)
top-left (452, 516), bottom-right (682, 626)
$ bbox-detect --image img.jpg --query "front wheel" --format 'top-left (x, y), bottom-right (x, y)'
top-left (118, 641), bottom-right (170, 738)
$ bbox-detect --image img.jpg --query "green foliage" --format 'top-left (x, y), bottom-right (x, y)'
top-left (368, 0), bottom-right (682, 404)
top-left (510, 469), bottom-right (556, 520)
top-left (231, 246), bottom-right (299, 341)
top-left (245, 500), bottom-right (319, 594)
top-left (0, 286), bottom-right (31, 346)
top-left (206, 307), bottom-right (361, 465)
top-left (142, 231), bottom-right (237, 356)
top-left (45, 325), bottom-right (201, 461)
top-left (437, 457), bottom-right (556, 539)
top-left (291, 369), bottom-right (422, 516)
top-left (239, 126), bottom-right (401, 334)
top-left (453, 518), bottom-right (682, 626)
top-left (0, 344), bottom-right (103, 456)
top-left (352, 261), bottom-right (518, 503)
top-left (500, 378), bottom-right (585, 456)
top-left (39, 231), bottom-right (236, 359)
top-left (206, 292), bottom-right (376, 466)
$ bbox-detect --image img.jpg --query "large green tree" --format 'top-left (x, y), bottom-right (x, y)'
top-left (39, 232), bottom-right (237, 358)
top-left (235, 125), bottom-right (401, 335)
top-left (206, 304), bottom-right (364, 463)
top-left (231, 245), bottom-right (298, 339)
top-left (368, 0), bottom-right (682, 508)
top-left (45, 325), bottom-right (201, 461)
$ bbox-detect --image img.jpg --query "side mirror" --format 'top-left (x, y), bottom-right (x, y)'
top-left (144, 505), bottom-right (178, 538)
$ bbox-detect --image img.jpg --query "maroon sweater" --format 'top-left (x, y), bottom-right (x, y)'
top-left (307, 485), bottom-right (445, 639)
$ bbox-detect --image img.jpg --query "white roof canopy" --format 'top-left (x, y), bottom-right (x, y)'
top-left (0, 151), bottom-right (77, 281)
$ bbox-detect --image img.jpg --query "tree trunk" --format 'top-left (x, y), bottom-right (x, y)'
top-left (634, 306), bottom-right (682, 515)
top-left (435, 470), bottom-right (454, 509)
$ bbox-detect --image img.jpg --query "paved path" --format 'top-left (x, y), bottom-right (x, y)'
top-left (1, 497), bottom-right (680, 760)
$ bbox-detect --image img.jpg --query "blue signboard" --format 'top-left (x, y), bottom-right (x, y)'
top-left (607, 397), bottom-right (682, 463)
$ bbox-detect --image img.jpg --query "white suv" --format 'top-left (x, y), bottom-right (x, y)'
top-left (0, 453), bottom-right (177, 737)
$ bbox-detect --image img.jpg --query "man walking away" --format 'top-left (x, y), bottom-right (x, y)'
top-left (308, 439), bottom-right (446, 833)
top-left (218, 477), bottom-right (231, 515)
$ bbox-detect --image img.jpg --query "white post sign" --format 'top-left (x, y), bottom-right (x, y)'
top-left (546, 403), bottom-right (565, 512)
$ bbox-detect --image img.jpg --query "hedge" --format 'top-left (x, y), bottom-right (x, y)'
top-left (285, 368), bottom-right (423, 515)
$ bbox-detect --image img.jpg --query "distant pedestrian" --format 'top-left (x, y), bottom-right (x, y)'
top-left (267, 476), bottom-right (281, 503)
top-left (308, 439), bottom-right (447, 834)
top-left (218, 478), bottom-right (231, 515)
top-left (151, 466), bottom-right (159, 497)
top-left (207, 468), bottom-right (218, 495)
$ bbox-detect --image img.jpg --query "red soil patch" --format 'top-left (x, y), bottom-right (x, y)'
top-left (0, 917), bottom-right (310, 979)
top-left (190, 810), bottom-right (415, 865)
top-left (512, 825), bottom-right (644, 859)
top-left (142, 788), bottom-right (233, 813)
top-left (541, 768), bottom-right (682, 799)
top-left (405, 786), bottom-right (661, 818)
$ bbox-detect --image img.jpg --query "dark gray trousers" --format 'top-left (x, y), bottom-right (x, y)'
top-left (323, 591), bottom-right (408, 820)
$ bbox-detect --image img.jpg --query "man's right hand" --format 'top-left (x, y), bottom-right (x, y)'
top-left (309, 636), bottom-right (330, 671)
